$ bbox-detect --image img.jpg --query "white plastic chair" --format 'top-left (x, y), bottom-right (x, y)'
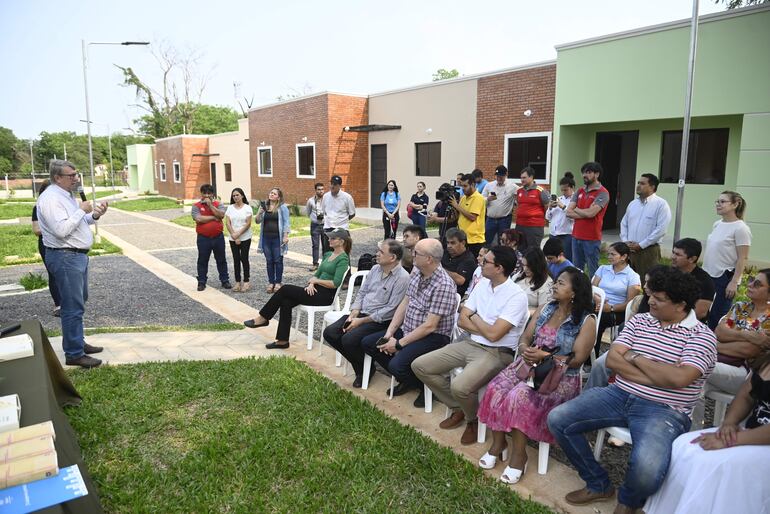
top-left (593, 426), bottom-right (632, 461)
top-left (363, 293), bottom-right (461, 395)
top-left (318, 270), bottom-right (370, 375)
top-left (421, 293), bottom-right (462, 411)
top-left (706, 390), bottom-right (735, 427)
top-left (294, 268), bottom-right (350, 351)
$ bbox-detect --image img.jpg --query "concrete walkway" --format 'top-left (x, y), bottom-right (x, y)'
top-left (50, 207), bottom-right (614, 514)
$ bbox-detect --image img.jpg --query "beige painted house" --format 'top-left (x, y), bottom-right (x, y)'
top-left (368, 78), bottom-right (477, 208)
top-left (209, 118), bottom-right (251, 201)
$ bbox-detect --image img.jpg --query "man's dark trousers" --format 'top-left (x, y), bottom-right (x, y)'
top-left (197, 233), bottom-right (229, 285)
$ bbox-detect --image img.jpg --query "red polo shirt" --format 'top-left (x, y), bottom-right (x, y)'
top-left (515, 185), bottom-right (547, 227)
top-left (194, 200), bottom-right (224, 238)
top-left (571, 184), bottom-right (609, 241)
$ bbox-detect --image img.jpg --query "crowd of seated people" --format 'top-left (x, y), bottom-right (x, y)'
top-left (240, 173), bottom-right (763, 513)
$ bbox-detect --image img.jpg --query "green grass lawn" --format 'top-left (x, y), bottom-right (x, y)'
top-left (0, 225), bottom-right (121, 266)
top-left (66, 357), bottom-right (549, 513)
top-left (171, 213), bottom-right (368, 238)
top-left (0, 191), bottom-right (124, 219)
top-left (113, 197), bottom-right (180, 212)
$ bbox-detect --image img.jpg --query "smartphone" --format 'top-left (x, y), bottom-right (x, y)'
top-left (342, 320), bottom-right (352, 330)
top-left (551, 194), bottom-right (558, 201)
top-left (375, 337), bottom-right (389, 347)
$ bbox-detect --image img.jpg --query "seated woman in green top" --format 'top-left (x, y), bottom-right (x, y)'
top-left (244, 228), bottom-right (352, 349)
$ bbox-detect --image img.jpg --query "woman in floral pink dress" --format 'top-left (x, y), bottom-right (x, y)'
top-left (477, 267), bottom-right (596, 484)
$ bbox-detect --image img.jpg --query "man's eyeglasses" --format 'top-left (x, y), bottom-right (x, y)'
top-left (482, 258), bottom-right (496, 266)
top-left (59, 173), bottom-right (78, 179)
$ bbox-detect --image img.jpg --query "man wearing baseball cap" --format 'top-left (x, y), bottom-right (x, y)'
top-left (322, 175), bottom-right (356, 253)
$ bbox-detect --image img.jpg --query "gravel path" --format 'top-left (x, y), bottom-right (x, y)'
top-left (0, 255), bottom-right (228, 332)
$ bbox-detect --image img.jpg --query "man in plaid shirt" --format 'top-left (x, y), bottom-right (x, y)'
top-left (362, 238), bottom-right (457, 407)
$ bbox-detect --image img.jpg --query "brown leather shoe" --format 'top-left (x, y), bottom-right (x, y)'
top-left (460, 421), bottom-right (478, 445)
top-left (439, 410), bottom-right (465, 430)
top-left (65, 354), bottom-right (102, 369)
top-left (565, 486), bottom-right (616, 506)
top-left (83, 343), bottom-right (103, 354)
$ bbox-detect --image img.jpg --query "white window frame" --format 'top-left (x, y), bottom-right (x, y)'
top-left (502, 131), bottom-right (552, 183)
top-left (173, 161), bottom-right (181, 183)
top-left (295, 142), bottom-right (316, 179)
top-left (257, 146), bottom-right (273, 177)
top-left (159, 162), bottom-right (167, 182)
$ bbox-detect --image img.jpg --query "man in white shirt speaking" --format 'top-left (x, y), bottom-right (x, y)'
top-left (37, 160), bottom-right (108, 368)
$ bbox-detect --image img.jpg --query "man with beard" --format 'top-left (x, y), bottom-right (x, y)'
top-left (567, 162), bottom-right (610, 278)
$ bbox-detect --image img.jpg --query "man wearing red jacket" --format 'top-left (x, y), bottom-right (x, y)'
top-left (514, 166), bottom-right (550, 251)
top-left (192, 184), bottom-right (232, 291)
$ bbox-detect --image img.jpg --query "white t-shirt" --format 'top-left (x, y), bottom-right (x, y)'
top-left (225, 204), bottom-right (253, 241)
top-left (464, 277), bottom-right (529, 349)
top-left (702, 220), bottom-right (752, 278)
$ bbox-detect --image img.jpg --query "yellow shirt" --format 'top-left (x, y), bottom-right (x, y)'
top-left (458, 191), bottom-right (486, 244)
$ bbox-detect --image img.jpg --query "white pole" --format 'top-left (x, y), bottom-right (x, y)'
top-left (673, 0), bottom-right (700, 244)
top-left (81, 39), bottom-right (99, 239)
top-left (4, 175), bottom-right (8, 194)
top-left (107, 126), bottom-right (115, 192)
top-left (64, 143), bottom-right (67, 161)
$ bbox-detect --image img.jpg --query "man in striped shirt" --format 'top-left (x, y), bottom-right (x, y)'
top-left (548, 267), bottom-right (717, 514)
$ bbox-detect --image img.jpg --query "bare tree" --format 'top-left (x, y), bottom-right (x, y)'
top-left (116, 40), bottom-right (215, 138)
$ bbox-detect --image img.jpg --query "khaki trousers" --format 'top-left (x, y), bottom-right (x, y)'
top-left (411, 338), bottom-right (514, 422)
top-left (629, 243), bottom-right (661, 281)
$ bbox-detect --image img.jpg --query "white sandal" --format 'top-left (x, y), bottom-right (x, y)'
top-left (500, 462), bottom-right (527, 484)
top-left (478, 449), bottom-right (508, 470)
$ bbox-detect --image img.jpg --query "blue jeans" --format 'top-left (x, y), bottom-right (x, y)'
top-left (485, 215), bottom-right (512, 247)
top-left (361, 329), bottom-right (450, 388)
top-left (262, 234), bottom-right (284, 284)
top-left (409, 211), bottom-right (427, 230)
top-left (572, 238), bottom-right (601, 278)
top-left (196, 233), bottom-right (229, 285)
top-left (310, 222), bottom-right (324, 266)
top-left (708, 269), bottom-right (734, 330)
top-left (551, 234), bottom-right (573, 262)
top-left (45, 249), bottom-right (89, 359)
top-left (38, 243), bottom-right (61, 307)
top-left (547, 385), bottom-right (691, 509)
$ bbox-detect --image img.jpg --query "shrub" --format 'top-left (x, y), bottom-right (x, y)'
top-left (20, 272), bottom-right (47, 291)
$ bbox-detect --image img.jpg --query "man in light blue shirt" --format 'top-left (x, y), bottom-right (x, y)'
top-left (37, 159), bottom-right (108, 368)
top-left (620, 173), bottom-right (671, 280)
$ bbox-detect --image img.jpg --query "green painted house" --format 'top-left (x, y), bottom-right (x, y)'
top-left (126, 144), bottom-right (156, 193)
top-left (551, 4), bottom-right (770, 264)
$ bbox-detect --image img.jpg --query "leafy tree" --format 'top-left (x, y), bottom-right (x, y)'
top-left (715, 0), bottom-right (768, 8)
top-left (133, 102), bottom-right (239, 135)
top-left (0, 157), bottom-right (12, 175)
top-left (432, 68), bottom-right (460, 81)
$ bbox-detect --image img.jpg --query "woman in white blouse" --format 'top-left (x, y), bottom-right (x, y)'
top-left (514, 247), bottom-right (553, 314)
top-left (224, 187), bottom-right (253, 292)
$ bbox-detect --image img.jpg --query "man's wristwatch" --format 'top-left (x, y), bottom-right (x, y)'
top-left (394, 340), bottom-right (403, 351)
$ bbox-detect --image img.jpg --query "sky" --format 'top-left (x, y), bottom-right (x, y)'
top-left (0, 0), bottom-right (724, 139)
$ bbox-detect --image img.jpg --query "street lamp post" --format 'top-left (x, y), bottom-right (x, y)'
top-left (81, 39), bottom-right (148, 238)
top-left (80, 120), bottom-right (116, 193)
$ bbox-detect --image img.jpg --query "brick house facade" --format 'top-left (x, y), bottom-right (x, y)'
top-left (475, 63), bottom-right (556, 190)
top-left (248, 93), bottom-right (368, 207)
top-left (154, 135), bottom-right (210, 200)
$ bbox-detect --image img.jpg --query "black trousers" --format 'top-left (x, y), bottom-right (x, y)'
top-left (323, 314), bottom-right (390, 376)
top-left (228, 238), bottom-right (251, 282)
top-left (595, 310), bottom-right (626, 356)
top-left (259, 284), bottom-right (336, 341)
top-left (382, 211), bottom-right (400, 239)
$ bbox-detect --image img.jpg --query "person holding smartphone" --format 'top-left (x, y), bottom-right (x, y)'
top-left (483, 165), bottom-right (518, 247)
top-left (407, 181), bottom-right (430, 229)
top-left (255, 188), bottom-right (290, 293)
top-left (322, 239), bottom-right (410, 388)
top-left (546, 172), bottom-right (576, 262)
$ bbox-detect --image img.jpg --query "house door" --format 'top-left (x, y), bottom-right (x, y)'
top-left (594, 131), bottom-right (638, 230)
top-left (210, 163), bottom-right (217, 197)
top-left (370, 144), bottom-right (387, 208)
